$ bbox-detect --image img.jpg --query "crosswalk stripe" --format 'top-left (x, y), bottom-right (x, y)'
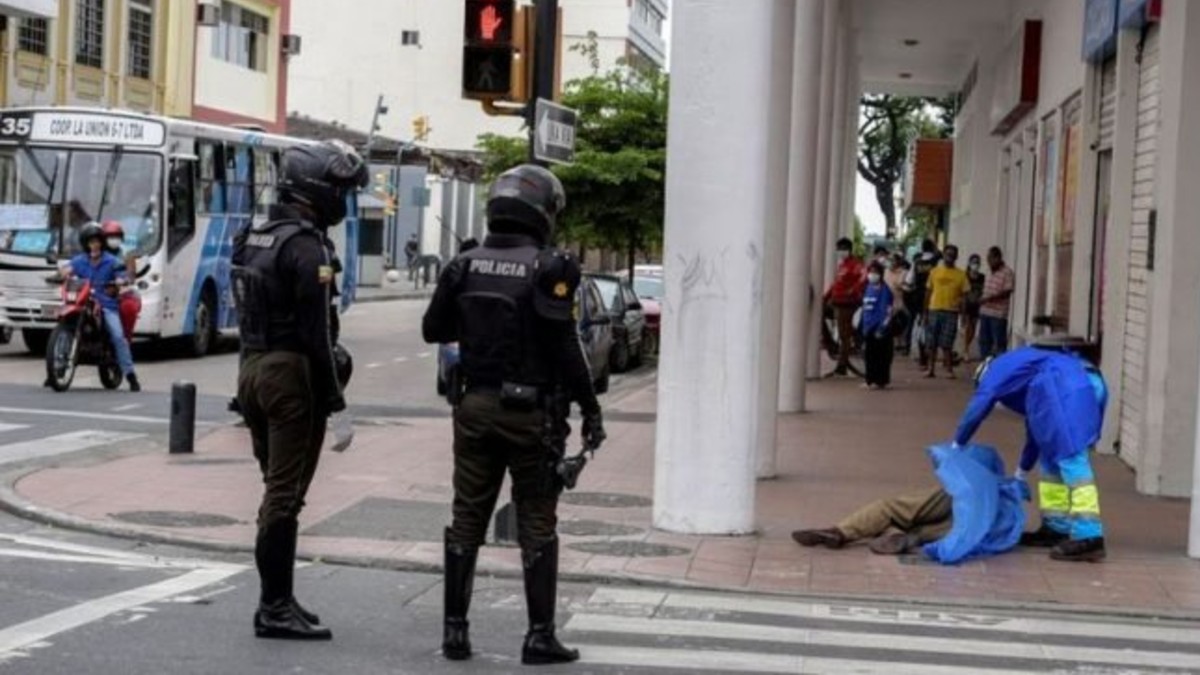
top-left (564, 613), bottom-right (1200, 671)
top-left (0, 430), bottom-right (144, 466)
top-left (0, 423), bottom-right (29, 434)
top-left (574, 645), bottom-right (1027, 675)
top-left (590, 587), bottom-right (1200, 646)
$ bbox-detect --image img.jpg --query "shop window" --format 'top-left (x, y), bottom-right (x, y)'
top-left (75, 0), bottom-right (105, 68)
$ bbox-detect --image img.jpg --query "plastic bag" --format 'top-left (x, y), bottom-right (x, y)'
top-left (922, 443), bottom-right (1026, 565)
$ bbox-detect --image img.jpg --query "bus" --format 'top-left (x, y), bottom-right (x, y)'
top-left (0, 107), bottom-right (360, 356)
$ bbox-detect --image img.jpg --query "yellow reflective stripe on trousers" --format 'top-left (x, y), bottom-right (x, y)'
top-left (1039, 481), bottom-right (1070, 514)
top-left (1070, 484), bottom-right (1101, 517)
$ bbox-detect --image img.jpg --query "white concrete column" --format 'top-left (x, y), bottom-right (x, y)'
top-left (824, 21), bottom-right (851, 267)
top-left (654, 0), bottom-right (787, 534)
top-left (841, 49), bottom-right (861, 242)
top-left (805, 0), bottom-right (840, 378)
top-left (777, 1), bottom-right (826, 413)
top-left (753, 0), bottom-right (795, 479)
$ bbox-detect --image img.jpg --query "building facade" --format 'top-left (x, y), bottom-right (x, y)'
top-left (0, 0), bottom-right (291, 132)
top-left (658, 0), bottom-right (1200, 557)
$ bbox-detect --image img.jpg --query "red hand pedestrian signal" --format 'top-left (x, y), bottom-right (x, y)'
top-left (480, 5), bottom-right (504, 41)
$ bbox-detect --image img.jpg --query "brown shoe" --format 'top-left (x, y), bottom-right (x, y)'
top-left (868, 532), bottom-right (919, 555)
top-left (791, 528), bottom-right (846, 549)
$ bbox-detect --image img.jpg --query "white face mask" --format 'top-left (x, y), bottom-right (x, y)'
top-left (969, 262), bottom-right (980, 271)
top-left (106, 237), bottom-right (123, 250)
top-left (868, 273), bottom-right (881, 284)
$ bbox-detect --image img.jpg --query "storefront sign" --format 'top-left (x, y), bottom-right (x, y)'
top-left (0, 111), bottom-right (165, 147)
top-left (1083, 0), bottom-right (1119, 62)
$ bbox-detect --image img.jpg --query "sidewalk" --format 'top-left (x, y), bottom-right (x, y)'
top-left (5, 358), bottom-right (1200, 617)
top-left (354, 282), bottom-right (435, 303)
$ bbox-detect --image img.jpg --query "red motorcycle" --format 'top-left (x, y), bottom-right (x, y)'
top-left (44, 277), bottom-right (124, 392)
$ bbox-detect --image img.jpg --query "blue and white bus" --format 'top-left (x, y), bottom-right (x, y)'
top-left (0, 107), bottom-right (360, 355)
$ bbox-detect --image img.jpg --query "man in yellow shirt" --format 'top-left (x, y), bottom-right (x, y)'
top-left (924, 244), bottom-right (971, 379)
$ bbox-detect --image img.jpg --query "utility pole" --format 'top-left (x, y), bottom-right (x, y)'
top-left (527, 0), bottom-right (559, 165)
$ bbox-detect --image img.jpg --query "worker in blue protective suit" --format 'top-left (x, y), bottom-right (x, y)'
top-left (954, 345), bottom-right (1109, 562)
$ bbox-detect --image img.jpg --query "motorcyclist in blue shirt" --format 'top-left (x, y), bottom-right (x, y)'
top-left (65, 222), bottom-right (140, 391)
top-left (954, 345), bottom-right (1107, 562)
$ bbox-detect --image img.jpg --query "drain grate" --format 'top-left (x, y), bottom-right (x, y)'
top-left (111, 510), bottom-right (241, 528)
top-left (567, 541), bottom-right (690, 558)
top-left (559, 519), bottom-right (644, 537)
top-left (561, 492), bottom-right (652, 508)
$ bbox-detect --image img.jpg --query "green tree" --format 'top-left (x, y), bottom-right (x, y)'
top-left (475, 65), bottom-right (668, 276)
top-left (857, 94), bottom-right (956, 240)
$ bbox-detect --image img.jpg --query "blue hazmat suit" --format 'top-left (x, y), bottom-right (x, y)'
top-left (922, 443), bottom-right (1027, 565)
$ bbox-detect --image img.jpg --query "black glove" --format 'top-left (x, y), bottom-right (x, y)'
top-left (326, 393), bottom-right (347, 415)
top-left (582, 411), bottom-right (606, 451)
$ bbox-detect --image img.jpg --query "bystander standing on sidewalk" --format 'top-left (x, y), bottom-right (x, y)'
top-left (979, 246), bottom-right (1015, 359)
top-left (906, 240), bottom-right (940, 366)
top-left (887, 253), bottom-right (911, 354)
top-left (861, 260), bottom-right (895, 390)
top-left (924, 244), bottom-right (970, 379)
top-left (961, 253), bottom-right (986, 362)
top-left (824, 237), bottom-right (866, 377)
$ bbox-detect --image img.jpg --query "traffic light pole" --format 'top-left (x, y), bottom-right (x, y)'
top-left (527, 0), bottom-right (558, 165)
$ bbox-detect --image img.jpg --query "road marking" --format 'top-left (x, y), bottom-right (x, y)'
top-left (0, 406), bottom-right (220, 427)
top-left (0, 566), bottom-right (243, 658)
top-left (0, 423), bottom-right (29, 434)
top-left (417, 351), bottom-right (432, 359)
top-left (366, 363), bottom-right (383, 370)
top-left (564, 613), bottom-right (1200, 671)
top-left (393, 357), bottom-right (409, 363)
top-left (111, 404), bottom-right (143, 412)
top-left (0, 430), bottom-right (145, 466)
top-left (574, 645), bottom-right (1025, 675)
top-left (590, 587), bottom-right (1200, 645)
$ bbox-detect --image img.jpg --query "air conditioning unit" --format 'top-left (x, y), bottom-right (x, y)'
top-left (197, 2), bottom-right (220, 27)
top-left (281, 34), bottom-right (302, 56)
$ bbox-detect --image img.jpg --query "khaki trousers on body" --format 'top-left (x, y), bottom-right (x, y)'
top-left (837, 487), bottom-right (953, 544)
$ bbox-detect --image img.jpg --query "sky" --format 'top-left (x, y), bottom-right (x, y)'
top-left (856, 174), bottom-right (887, 235)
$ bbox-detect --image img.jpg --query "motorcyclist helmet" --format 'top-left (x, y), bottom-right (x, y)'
top-left (486, 164), bottom-right (565, 244)
top-left (78, 221), bottom-right (104, 251)
top-left (278, 140), bottom-right (369, 228)
top-left (101, 220), bottom-right (125, 253)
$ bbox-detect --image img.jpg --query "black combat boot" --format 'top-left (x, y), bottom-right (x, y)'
top-left (443, 532), bottom-right (479, 661)
top-left (1051, 537), bottom-right (1107, 563)
top-left (253, 520), bottom-right (331, 640)
top-left (520, 538), bottom-right (579, 666)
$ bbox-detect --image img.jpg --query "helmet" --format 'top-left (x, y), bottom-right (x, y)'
top-left (486, 164), bottom-right (565, 243)
top-left (973, 356), bottom-right (995, 387)
top-left (78, 221), bottom-right (104, 250)
top-left (278, 140), bottom-right (369, 227)
top-left (100, 220), bottom-right (124, 238)
top-left (334, 343), bottom-right (353, 388)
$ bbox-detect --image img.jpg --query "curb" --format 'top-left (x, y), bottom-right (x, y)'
top-left (2, 467), bottom-right (1199, 624)
top-left (354, 289), bottom-right (435, 304)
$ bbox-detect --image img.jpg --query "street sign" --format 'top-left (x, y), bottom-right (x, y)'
top-left (534, 98), bottom-right (577, 165)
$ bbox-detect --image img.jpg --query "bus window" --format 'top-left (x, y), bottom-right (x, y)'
top-left (253, 148), bottom-right (277, 216)
top-left (168, 158), bottom-right (197, 257)
top-left (226, 145), bottom-right (252, 215)
top-left (198, 141), bottom-right (223, 214)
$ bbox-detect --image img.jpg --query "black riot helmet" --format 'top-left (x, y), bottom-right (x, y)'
top-left (278, 140), bottom-right (369, 228)
top-left (486, 164), bottom-right (566, 244)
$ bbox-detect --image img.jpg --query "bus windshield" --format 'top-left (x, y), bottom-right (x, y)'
top-left (0, 146), bottom-right (162, 259)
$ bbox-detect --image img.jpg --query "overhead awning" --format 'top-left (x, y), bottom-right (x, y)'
top-left (0, 0), bottom-right (58, 19)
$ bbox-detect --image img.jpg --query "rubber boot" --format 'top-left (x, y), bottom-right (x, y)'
top-left (442, 531), bottom-right (478, 661)
top-left (253, 519), bottom-right (331, 640)
top-left (1019, 523), bottom-right (1069, 548)
top-left (520, 538), bottom-right (579, 665)
top-left (1050, 537), bottom-right (1107, 563)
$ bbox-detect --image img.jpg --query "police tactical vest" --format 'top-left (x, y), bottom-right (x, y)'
top-left (456, 243), bottom-right (552, 388)
top-left (232, 219), bottom-right (326, 351)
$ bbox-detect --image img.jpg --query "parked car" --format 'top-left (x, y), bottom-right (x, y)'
top-left (586, 273), bottom-right (646, 373)
top-left (630, 273), bottom-right (663, 356)
top-left (436, 276), bottom-right (614, 400)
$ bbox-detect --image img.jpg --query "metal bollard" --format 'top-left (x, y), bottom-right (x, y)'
top-left (169, 381), bottom-right (197, 454)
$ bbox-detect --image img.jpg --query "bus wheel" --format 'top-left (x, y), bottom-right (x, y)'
top-left (187, 290), bottom-right (216, 358)
top-left (23, 328), bottom-right (50, 356)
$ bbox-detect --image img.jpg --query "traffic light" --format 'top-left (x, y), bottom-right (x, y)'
top-left (462, 0), bottom-right (533, 102)
top-left (412, 115), bottom-right (431, 142)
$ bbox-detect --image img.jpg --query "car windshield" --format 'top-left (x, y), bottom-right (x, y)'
top-left (633, 276), bottom-right (663, 299)
top-left (0, 147), bottom-right (162, 259)
top-left (591, 277), bottom-right (621, 312)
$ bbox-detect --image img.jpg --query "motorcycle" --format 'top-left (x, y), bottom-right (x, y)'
top-left (44, 277), bottom-right (124, 392)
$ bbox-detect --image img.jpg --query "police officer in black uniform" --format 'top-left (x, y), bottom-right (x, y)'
top-left (232, 140), bottom-right (367, 641)
top-left (423, 164), bottom-right (606, 665)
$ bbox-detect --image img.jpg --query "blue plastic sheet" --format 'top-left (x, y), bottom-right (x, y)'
top-left (922, 443), bottom-right (1028, 565)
